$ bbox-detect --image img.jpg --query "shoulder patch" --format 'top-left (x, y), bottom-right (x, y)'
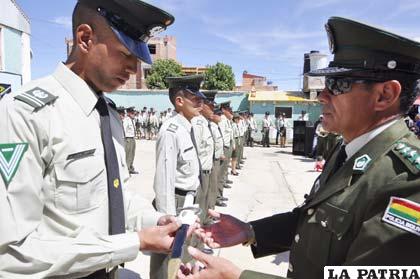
top-left (392, 141), bottom-right (420, 174)
top-left (0, 143), bottom-right (28, 188)
top-left (382, 196), bottom-right (420, 236)
top-left (167, 123), bottom-right (178, 133)
top-left (14, 87), bottom-right (58, 109)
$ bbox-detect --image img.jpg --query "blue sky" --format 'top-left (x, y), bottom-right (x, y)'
top-left (17, 0), bottom-right (420, 90)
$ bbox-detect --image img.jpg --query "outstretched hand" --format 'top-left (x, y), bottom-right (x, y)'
top-left (197, 210), bottom-right (252, 248)
top-left (177, 246), bottom-right (242, 279)
top-left (138, 218), bottom-right (181, 253)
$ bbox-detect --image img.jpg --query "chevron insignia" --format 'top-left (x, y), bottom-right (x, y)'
top-left (0, 143), bottom-right (28, 187)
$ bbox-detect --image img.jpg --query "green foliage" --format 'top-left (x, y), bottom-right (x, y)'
top-left (146, 59), bottom-right (183, 89)
top-left (203, 62), bottom-right (236, 91)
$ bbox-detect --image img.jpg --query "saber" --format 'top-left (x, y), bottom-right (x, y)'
top-left (167, 191), bottom-right (200, 279)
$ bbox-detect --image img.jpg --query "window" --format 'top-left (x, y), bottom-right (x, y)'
top-left (148, 44), bottom-right (156, 55)
top-left (275, 106), bottom-right (292, 118)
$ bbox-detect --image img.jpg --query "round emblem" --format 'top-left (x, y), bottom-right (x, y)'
top-left (32, 89), bottom-right (48, 99)
top-left (387, 60), bottom-right (397, 69)
top-left (148, 25), bottom-right (165, 37)
top-left (325, 23), bottom-right (336, 54)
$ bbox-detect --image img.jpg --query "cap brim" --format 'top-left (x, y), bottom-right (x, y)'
top-left (186, 89), bottom-right (206, 99)
top-left (308, 67), bottom-right (356, 76)
top-left (111, 26), bottom-right (152, 64)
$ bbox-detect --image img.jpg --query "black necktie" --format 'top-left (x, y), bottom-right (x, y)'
top-left (208, 122), bottom-right (216, 160)
top-left (332, 145), bottom-right (347, 174)
top-left (190, 127), bottom-right (202, 185)
top-left (96, 95), bottom-right (125, 235)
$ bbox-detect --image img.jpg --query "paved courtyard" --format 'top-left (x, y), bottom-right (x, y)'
top-left (125, 140), bottom-right (319, 278)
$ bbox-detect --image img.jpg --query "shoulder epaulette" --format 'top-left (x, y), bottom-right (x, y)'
top-left (14, 87), bottom-right (58, 109)
top-left (167, 123), bottom-right (178, 133)
top-left (392, 141), bottom-right (420, 174)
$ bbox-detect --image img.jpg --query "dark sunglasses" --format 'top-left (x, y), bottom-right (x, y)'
top-left (325, 77), bottom-right (381, 96)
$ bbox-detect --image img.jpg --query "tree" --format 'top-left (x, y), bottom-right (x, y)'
top-left (146, 59), bottom-right (183, 89)
top-left (203, 62), bottom-right (236, 91)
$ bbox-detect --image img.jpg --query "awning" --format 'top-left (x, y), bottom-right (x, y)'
top-left (248, 91), bottom-right (317, 102)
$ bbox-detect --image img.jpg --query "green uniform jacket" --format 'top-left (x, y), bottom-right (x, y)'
top-left (240, 119), bottom-right (420, 279)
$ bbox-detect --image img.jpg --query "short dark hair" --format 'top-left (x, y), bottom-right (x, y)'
top-left (169, 88), bottom-right (190, 106)
top-left (363, 71), bottom-right (420, 113)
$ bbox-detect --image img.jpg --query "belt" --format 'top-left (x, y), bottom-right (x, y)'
top-left (175, 188), bottom-right (195, 196)
top-left (202, 170), bottom-right (211, 174)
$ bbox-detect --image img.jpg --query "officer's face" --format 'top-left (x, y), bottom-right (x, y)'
top-left (177, 92), bottom-right (203, 120)
top-left (84, 25), bottom-right (138, 92)
top-left (318, 81), bottom-right (378, 142)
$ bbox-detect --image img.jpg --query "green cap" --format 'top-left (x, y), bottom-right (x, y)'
top-left (167, 75), bottom-right (206, 99)
top-left (203, 90), bottom-right (218, 104)
top-left (309, 17), bottom-right (420, 77)
top-left (78, 0), bottom-right (174, 64)
top-left (220, 101), bottom-right (231, 110)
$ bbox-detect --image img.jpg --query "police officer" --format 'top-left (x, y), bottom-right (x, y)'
top-left (207, 104), bottom-right (226, 216)
top-left (262, 111), bottom-right (272, 147)
top-left (124, 106), bottom-right (138, 174)
top-left (181, 17), bottom-right (420, 279)
top-left (217, 102), bottom-right (234, 205)
top-left (151, 75), bottom-right (205, 279)
top-left (0, 1), bottom-right (182, 278)
top-left (191, 91), bottom-right (215, 222)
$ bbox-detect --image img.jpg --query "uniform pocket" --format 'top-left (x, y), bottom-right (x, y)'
top-left (54, 156), bottom-right (105, 214)
top-left (305, 202), bottom-right (353, 266)
top-left (180, 147), bottom-right (195, 174)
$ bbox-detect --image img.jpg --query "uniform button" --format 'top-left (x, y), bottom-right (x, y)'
top-left (294, 234), bottom-right (300, 243)
top-left (288, 263), bottom-right (294, 273)
top-left (307, 208), bottom-right (314, 215)
top-left (321, 220), bottom-right (328, 227)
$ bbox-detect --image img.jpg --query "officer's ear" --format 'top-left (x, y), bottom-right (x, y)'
top-left (75, 24), bottom-right (95, 54)
top-left (374, 80), bottom-right (401, 112)
top-left (175, 95), bottom-right (185, 109)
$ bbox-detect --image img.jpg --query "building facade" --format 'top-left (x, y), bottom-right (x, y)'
top-left (66, 35), bottom-right (177, 90)
top-left (236, 71), bottom-right (278, 91)
top-left (0, 0), bottom-right (31, 95)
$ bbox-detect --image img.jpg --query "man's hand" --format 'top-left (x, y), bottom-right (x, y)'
top-left (157, 214), bottom-right (178, 226)
top-left (138, 219), bottom-right (181, 253)
top-left (177, 246), bottom-right (242, 279)
top-left (197, 210), bottom-right (252, 248)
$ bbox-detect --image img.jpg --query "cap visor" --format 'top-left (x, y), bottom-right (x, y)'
top-left (111, 26), bottom-right (152, 64)
top-left (308, 67), bottom-right (355, 76)
top-left (186, 89), bottom-right (206, 99)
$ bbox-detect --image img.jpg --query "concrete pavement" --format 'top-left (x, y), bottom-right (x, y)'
top-left (125, 140), bottom-right (320, 278)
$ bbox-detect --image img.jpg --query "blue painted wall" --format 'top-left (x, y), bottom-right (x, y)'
top-left (107, 90), bottom-right (249, 112)
top-left (3, 28), bottom-right (22, 75)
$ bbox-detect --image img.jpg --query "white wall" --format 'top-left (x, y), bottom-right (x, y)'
top-left (21, 31), bottom-right (31, 83)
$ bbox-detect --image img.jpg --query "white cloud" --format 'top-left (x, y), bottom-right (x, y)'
top-left (211, 27), bottom-right (326, 64)
top-left (387, 0), bottom-right (420, 18)
top-left (295, 0), bottom-right (342, 15)
top-left (51, 16), bottom-right (72, 29)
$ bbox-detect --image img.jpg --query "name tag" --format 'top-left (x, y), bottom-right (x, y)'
top-left (67, 149), bottom-right (96, 160)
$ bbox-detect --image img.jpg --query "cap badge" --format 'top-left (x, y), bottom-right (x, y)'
top-left (325, 23), bottom-right (336, 54)
top-left (387, 60), bottom-right (397, 69)
top-left (148, 25), bottom-right (165, 37)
